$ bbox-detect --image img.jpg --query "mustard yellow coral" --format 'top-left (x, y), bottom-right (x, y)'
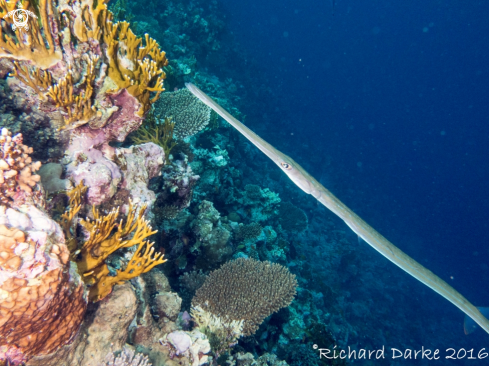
top-left (59, 181), bottom-right (88, 252)
top-left (45, 55), bottom-right (101, 129)
top-left (103, 21), bottom-right (168, 115)
top-left (60, 184), bottom-right (166, 302)
top-left (0, 0), bottom-right (62, 68)
top-left (78, 203), bottom-right (166, 301)
top-left (2, 0), bottom-right (168, 131)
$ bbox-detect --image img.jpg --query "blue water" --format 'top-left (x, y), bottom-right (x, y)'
top-left (219, 0), bottom-right (489, 353)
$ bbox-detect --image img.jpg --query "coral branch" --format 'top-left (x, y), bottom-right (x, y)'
top-left (60, 181), bottom-right (88, 252)
top-left (0, 0), bottom-right (62, 68)
top-left (45, 55), bottom-right (101, 130)
top-left (88, 239), bottom-right (166, 301)
top-left (104, 21), bottom-right (168, 115)
top-left (77, 202), bottom-right (158, 284)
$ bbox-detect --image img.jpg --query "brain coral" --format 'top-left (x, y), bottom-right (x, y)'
top-left (191, 258), bottom-right (297, 336)
top-left (155, 88), bottom-right (211, 139)
top-left (0, 206), bottom-right (87, 363)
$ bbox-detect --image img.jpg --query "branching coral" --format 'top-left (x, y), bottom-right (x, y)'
top-left (192, 258), bottom-right (298, 336)
top-left (0, 128), bottom-right (41, 206)
top-left (10, 61), bottom-right (53, 99)
top-left (103, 346), bottom-right (152, 366)
top-left (103, 21), bottom-right (168, 115)
top-left (0, 0), bottom-right (62, 68)
top-left (59, 181), bottom-right (87, 252)
top-left (1, 0), bottom-right (168, 132)
top-left (235, 222), bottom-right (263, 243)
top-left (45, 55), bottom-right (101, 129)
top-left (60, 188), bottom-right (167, 301)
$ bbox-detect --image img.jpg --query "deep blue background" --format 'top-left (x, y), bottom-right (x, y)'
top-left (220, 0), bottom-right (489, 327)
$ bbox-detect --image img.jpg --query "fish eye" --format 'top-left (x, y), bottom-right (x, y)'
top-left (281, 162), bottom-right (292, 170)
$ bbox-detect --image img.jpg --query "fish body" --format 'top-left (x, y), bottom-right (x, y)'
top-left (186, 82), bottom-right (489, 335)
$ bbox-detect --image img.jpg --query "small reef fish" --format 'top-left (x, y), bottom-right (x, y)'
top-left (185, 82), bottom-right (489, 335)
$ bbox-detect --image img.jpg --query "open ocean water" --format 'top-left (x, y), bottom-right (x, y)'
top-left (218, 0), bottom-right (489, 364)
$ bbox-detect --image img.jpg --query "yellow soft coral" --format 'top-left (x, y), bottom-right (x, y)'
top-left (59, 181), bottom-right (88, 252)
top-left (0, 0), bottom-right (62, 68)
top-left (103, 21), bottom-right (168, 115)
top-left (78, 203), bottom-right (166, 301)
top-left (60, 184), bottom-right (166, 301)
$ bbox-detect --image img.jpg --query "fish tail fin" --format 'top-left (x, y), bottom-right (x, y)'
top-left (464, 307), bottom-right (489, 334)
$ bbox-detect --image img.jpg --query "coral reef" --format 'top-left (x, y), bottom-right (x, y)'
top-left (154, 154), bottom-right (199, 218)
top-left (191, 305), bottom-right (244, 356)
top-left (0, 0), bottom-right (169, 213)
top-left (192, 258), bottom-right (298, 336)
top-left (190, 200), bottom-right (232, 265)
top-left (38, 163), bottom-right (73, 195)
top-left (278, 202), bottom-right (308, 232)
top-left (132, 110), bottom-right (177, 162)
top-left (115, 142), bottom-right (166, 209)
top-left (226, 352), bottom-right (289, 366)
top-left (161, 329), bottom-right (211, 366)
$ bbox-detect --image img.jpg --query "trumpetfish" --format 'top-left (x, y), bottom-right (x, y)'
top-left (186, 82), bottom-right (489, 335)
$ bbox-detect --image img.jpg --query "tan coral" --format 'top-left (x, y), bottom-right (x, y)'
top-left (192, 258), bottom-right (298, 336)
top-left (10, 61), bottom-right (53, 99)
top-left (0, 225), bottom-right (28, 271)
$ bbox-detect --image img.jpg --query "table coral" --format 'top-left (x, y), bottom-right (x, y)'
top-left (192, 258), bottom-right (297, 336)
top-left (155, 88), bottom-right (211, 139)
